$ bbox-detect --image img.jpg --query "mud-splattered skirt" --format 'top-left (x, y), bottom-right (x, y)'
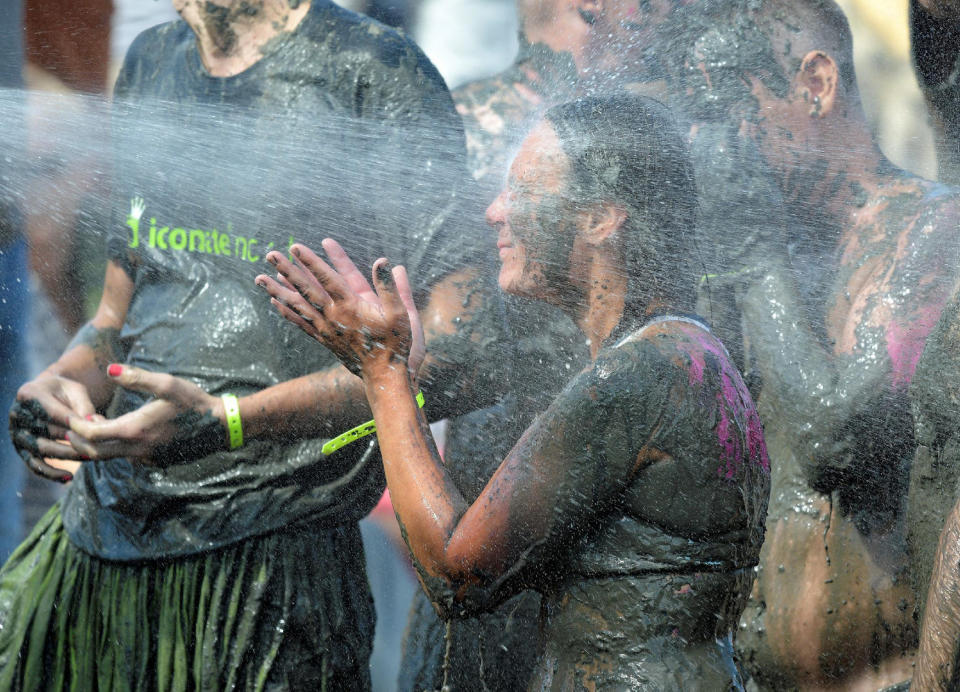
top-left (0, 504), bottom-right (374, 691)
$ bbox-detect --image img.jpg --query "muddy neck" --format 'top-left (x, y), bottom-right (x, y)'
top-left (176, 0), bottom-right (312, 77)
top-left (792, 116), bottom-right (899, 242)
top-left (571, 252), bottom-right (628, 360)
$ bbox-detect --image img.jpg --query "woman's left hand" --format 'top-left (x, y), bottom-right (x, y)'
top-left (256, 239), bottom-right (425, 384)
top-left (65, 365), bottom-right (227, 466)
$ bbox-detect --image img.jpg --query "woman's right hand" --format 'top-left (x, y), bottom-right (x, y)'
top-left (9, 374), bottom-right (98, 482)
top-left (255, 239), bottom-right (425, 385)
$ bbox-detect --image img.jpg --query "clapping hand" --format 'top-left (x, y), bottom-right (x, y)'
top-left (255, 239), bottom-right (425, 385)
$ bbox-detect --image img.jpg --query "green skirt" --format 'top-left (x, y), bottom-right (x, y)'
top-left (0, 504), bottom-right (373, 691)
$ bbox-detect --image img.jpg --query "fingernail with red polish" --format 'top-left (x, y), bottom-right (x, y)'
top-left (108, 364), bottom-right (123, 377)
top-left (60, 474), bottom-right (73, 484)
top-left (85, 414), bottom-right (95, 421)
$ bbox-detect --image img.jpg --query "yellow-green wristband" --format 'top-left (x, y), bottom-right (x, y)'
top-left (322, 391), bottom-right (424, 455)
top-left (222, 394), bottom-right (243, 450)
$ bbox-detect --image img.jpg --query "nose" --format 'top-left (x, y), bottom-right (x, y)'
top-left (486, 189), bottom-right (508, 229)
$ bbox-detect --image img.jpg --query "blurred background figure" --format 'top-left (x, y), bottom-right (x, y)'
top-left (909, 0), bottom-right (960, 184)
top-left (0, 0), bottom-right (30, 563)
top-left (17, 0), bottom-right (114, 550)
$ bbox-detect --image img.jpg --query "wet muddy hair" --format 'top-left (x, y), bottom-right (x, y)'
top-left (660, 0), bottom-right (859, 119)
top-left (756, 0), bottom-right (859, 101)
top-left (544, 94), bottom-right (699, 326)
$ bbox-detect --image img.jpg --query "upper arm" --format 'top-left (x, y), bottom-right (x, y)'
top-left (91, 260), bottom-right (134, 330)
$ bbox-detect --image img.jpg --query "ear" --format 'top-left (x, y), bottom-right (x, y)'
top-left (796, 50), bottom-right (840, 118)
top-left (575, 0), bottom-right (603, 25)
top-left (581, 202), bottom-right (627, 246)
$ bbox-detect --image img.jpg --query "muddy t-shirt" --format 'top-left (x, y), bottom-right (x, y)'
top-left (60, 1), bottom-right (477, 561)
top-left (418, 317), bottom-right (770, 620)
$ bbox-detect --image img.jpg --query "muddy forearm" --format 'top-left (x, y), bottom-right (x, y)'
top-left (46, 322), bottom-right (126, 409)
top-left (238, 325), bottom-right (509, 444)
top-left (238, 364), bottom-right (370, 442)
top-left (914, 498), bottom-right (960, 690)
top-left (743, 267), bottom-right (859, 482)
top-left (365, 366), bottom-right (470, 584)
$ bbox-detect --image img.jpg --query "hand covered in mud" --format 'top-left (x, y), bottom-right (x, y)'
top-left (9, 374), bottom-right (98, 482)
top-left (256, 239), bottom-right (425, 384)
top-left (65, 365), bottom-right (228, 467)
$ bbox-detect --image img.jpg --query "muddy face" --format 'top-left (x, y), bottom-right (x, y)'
top-left (486, 122), bottom-right (579, 301)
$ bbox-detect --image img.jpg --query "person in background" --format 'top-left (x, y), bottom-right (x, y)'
top-left (0, 1), bottom-right (507, 688)
top-left (910, 0), bottom-right (960, 185)
top-left (0, 0), bottom-right (31, 563)
top-left (259, 94), bottom-right (771, 691)
top-left (23, 0), bottom-right (113, 340)
top-left (572, 0), bottom-right (960, 686)
top-left (670, 1), bottom-right (960, 687)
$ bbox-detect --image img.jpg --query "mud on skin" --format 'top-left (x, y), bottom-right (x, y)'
top-left (398, 41), bottom-right (587, 691)
top-left (403, 321), bottom-right (768, 690)
top-left (69, 324), bottom-right (125, 372)
top-left (909, 284), bottom-right (960, 617)
top-left (644, 3), bottom-right (960, 686)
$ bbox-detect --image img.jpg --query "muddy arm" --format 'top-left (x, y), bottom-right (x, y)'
top-left (914, 497), bottom-right (960, 690)
top-left (369, 343), bottom-right (667, 618)
top-left (741, 266), bottom-right (880, 489)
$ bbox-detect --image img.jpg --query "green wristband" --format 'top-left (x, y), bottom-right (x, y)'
top-left (222, 394), bottom-right (243, 450)
top-left (322, 391), bottom-right (425, 456)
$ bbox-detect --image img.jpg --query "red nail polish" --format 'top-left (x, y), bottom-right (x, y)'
top-left (85, 414), bottom-right (94, 421)
top-left (108, 364), bottom-right (123, 377)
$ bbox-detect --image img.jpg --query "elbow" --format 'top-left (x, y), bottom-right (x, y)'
top-left (412, 552), bottom-right (511, 620)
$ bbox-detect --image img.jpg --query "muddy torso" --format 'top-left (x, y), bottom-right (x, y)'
top-left (418, 318), bottom-right (770, 691)
top-left (59, 2), bottom-right (478, 562)
top-left (739, 180), bottom-right (960, 688)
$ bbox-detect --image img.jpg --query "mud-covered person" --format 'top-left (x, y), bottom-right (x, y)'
top-left (397, 2), bottom-right (591, 689)
top-left (0, 1), bottom-right (508, 689)
top-left (903, 2), bottom-right (960, 689)
top-left (663, 1), bottom-right (960, 688)
top-left (259, 95), bottom-right (771, 691)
